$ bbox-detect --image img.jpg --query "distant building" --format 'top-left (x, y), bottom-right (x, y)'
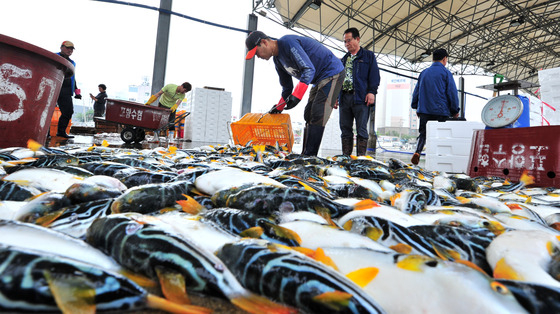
top-left (377, 72), bottom-right (416, 137)
top-left (128, 76), bottom-right (151, 103)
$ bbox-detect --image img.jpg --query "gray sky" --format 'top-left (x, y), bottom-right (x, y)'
top-left (1, 0), bottom-right (495, 124)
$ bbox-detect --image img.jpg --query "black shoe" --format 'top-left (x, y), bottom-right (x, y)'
top-left (56, 133), bottom-right (74, 139)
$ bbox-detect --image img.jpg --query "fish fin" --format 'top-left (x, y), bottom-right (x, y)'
top-left (35, 209), bottom-right (66, 227)
top-left (176, 195), bottom-right (205, 215)
top-left (389, 193), bottom-right (401, 206)
top-left (493, 257), bottom-right (523, 280)
top-left (525, 196), bottom-right (533, 204)
top-left (146, 294), bottom-right (212, 314)
top-left (298, 181), bottom-right (318, 193)
top-left (118, 269), bottom-right (158, 288)
top-left (240, 226), bottom-right (264, 238)
top-left (353, 199), bottom-right (380, 210)
top-left (519, 170), bottom-right (535, 186)
top-left (312, 291), bottom-right (353, 311)
top-left (432, 243), bottom-right (461, 261)
top-left (396, 255), bottom-right (432, 272)
top-left (389, 243), bottom-right (412, 254)
top-left (188, 187), bottom-right (207, 196)
top-left (506, 203), bottom-right (523, 210)
top-left (342, 220), bottom-right (353, 231)
top-left (455, 196), bottom-right (470, 204)
top-left (453, 259), bottom-right (488, 275)
top-left (27, 139), bottom-right (42, 152)
top-left (364, 226), bottom-right (383, 241)
top-left (313, 247), bottom-right (338, 270)
top-left (316, 209), bottom-right (335, 226)
top-left (259, 221), bottom-right (302, 245)
top-left (231, 293), bottom-right (297, 314)
top-left (346, 267), bottom-right (379, 288)
top-left (43, 270), bottom-right (96, 314)
top-left (155, 267), bottom-right (191, 305)
top-left (551, 223), bottom-right (560, 232)
top-left (101, 140), bottom-right (109, 147)
top-left (292, 246), bottom-right (316, 257)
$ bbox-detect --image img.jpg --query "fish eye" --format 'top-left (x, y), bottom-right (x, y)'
top-left (491, 281), bottom-right (509, 295)
top-left (482, 221), bottom-right (490, 227)
top-left (425, 260), bottom-right (438, 267)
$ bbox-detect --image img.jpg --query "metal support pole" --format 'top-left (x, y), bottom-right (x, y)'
top-left (367, 26), bottom-right (377, 156)
top-left (151, 0), bottom-right (172, 95)
top-left (240, 14), bottom-right (258, 117)
top-left (459, 76), bottom-right (465, 119)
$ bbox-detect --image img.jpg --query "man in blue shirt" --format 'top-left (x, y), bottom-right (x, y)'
top-left (339, 27), bottom-right (381, 156)
top-left (410, 48), bottom-right (459, 165)
top-left (245, 31), bottom-right (345, 156)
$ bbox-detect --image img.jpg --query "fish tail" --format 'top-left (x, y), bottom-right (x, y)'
top-left (519, 170), bottom-right (535, 186)
top-left (230, 294), bottom-right (297, 314)
top-left (146, 294), bottom-right (212, 314)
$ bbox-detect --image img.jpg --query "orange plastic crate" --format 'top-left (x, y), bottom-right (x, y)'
top-left (230, 113), bottom-right (294, 151)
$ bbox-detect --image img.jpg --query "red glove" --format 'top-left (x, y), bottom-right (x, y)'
top-left (285, 82), bottom-right (308, 110)
top-left (270, 98), bottom-right (286, 114)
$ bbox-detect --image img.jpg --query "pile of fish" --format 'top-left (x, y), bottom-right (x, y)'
top-left (1, 140), bottom-right (560, 313)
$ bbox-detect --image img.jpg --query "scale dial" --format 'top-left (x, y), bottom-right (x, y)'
top-left (481, 95), bottom-right (523, 128)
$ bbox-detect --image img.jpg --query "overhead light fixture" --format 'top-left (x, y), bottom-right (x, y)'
top-left (309, 0), bottom-right (322, 10)
top-left (510, 16), bottom-right (525, 27)
top-left (420, 50), bottom-right (431, 58)
top-left (486, 61), bottom-right (495, 67)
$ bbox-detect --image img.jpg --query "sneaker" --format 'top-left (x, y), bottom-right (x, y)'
top-left (411, 152), bottom-right (420, 165)
top-left (56, 133), bottom-right (74, 139)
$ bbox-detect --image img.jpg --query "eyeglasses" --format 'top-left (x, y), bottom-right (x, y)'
top-left (343, 37), bottom-right (354, 44)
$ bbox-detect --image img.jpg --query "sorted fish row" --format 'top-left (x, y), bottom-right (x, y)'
top-left (0, 140), bottom-right (560, 313)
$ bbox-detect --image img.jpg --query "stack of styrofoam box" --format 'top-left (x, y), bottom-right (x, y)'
top-left (320, 110), bottom-right (342, 151)
top-left (425, 121), bottom-right (485, 173)
top-left (182, 88), bottom-right (232, 143)
top-left (538, 67), bottom-right (560, 125)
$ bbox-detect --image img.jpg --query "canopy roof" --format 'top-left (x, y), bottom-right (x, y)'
top-left (254, 0), bottom-right (560, 93)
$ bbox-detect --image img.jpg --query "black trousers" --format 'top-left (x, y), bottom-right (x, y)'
top-left (415, 113), bottom-right (448, 154)
top-left (57, 94), bottom-right (74, 134)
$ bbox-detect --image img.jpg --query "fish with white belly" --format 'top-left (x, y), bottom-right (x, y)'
top-left (322, 247), bottom-right (527, 314)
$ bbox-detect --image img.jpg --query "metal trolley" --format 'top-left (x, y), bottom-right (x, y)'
top-left (100, 99), bottom-right (189, 143)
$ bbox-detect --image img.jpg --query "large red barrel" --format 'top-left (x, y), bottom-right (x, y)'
top-left (0, 34), bottom-right (74, 148)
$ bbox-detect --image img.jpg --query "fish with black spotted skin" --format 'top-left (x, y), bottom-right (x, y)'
top-left (216, 238), bottom-right (386, 314)
top-left (86, 214), bottom-right (297, 314)
top-left (111, 181), bottom-right (193, 214)
top-left (211, 184), bottom-right (358, 219)
top-left (0, 244), bottom-right (210, 314)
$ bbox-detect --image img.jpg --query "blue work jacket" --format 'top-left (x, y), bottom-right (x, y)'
top-left (340, 47), bottom-right (381, 104)
top-left (273, 35), bottom-right (344, 100)
top-left (411, 62), bottom-right (459, 116)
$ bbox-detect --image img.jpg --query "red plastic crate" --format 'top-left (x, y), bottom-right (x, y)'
top-left (467, 126), bottom-right (560, 187)
top-left (230, 113), bottom-right (294, 151)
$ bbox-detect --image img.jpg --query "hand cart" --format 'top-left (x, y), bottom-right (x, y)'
top-left (99, 98), bottom-right (189, 143)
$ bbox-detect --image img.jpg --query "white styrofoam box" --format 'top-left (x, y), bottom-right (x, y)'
top-left (426, 138), bottom-right (472, 156)
top-left (426, 121), bottom-right (485, 139)
top-left (425, 154), bottom-right (470, 173)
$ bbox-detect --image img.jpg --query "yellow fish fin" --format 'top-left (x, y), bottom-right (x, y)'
top-left (312, 291), bottom-right (353, 311)
top-left (364, 226), bottom-right (383, 241)
top-left (454, 259), bottom-right (488, 275)
top-left (101, 140), bottom-right (109, 147)
top-left (313, 247), bottom-right (338, 270)
top-left (353, 199), bottom-right (380, 210)
top-left (27, 139), bottom-right (42, 152)
top-left (43, 270), bottom-right (96, 314)
top-left (396, 255), bottom-right (432, 272)
top-left (493, 257), bottom-right (524, 280)
top-left (35, 209), bottom-right (66, 227)
top-left (231, 293), bottom-right (298, 314)
top-left (432, 243), bottom-right (462, 261)
top-left (155, 267), bottom-right (191, 305)
top-left (298, 181), bottom-right (318, 193)
top-left (118, 269), bottom-right (158, 288)
top-left (390, 243), bottom-right (412, 254)
top-left (146, 294), bottom-right (212, 314)
top-left (176, 194), bottom-right (205, 215)
top-left (342, 220), bottom-right (353, 231)
top-left (346, 267), bottom-right (379, 288)
top-left (240, 226), bottom-right (264, 238)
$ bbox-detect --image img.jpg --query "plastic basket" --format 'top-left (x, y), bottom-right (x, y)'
top-left (230, 113), bottom-right (294, 151)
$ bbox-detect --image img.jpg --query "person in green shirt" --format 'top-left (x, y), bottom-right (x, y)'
top-left (146, 82), bottom-right (191, 131)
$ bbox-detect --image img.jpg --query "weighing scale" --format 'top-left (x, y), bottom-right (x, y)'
top-left (480, 95), bottom-right (524, 128)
